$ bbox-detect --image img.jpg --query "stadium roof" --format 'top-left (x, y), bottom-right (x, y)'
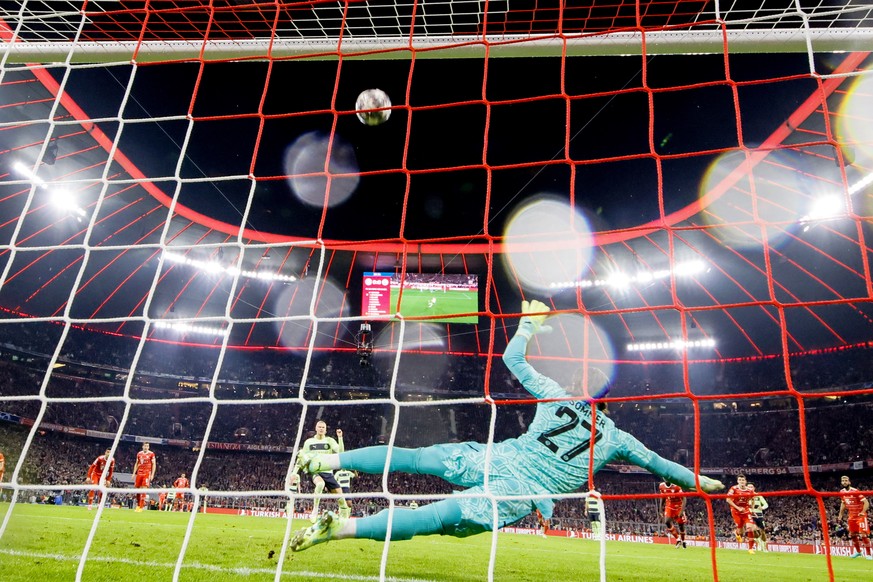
top-left (1, 1), bottom-right (873, 364)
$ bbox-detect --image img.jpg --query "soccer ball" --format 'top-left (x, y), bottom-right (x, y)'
top-left (355, 89), bottom-right (392, 126)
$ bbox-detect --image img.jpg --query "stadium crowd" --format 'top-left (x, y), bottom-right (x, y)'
top-left (1, 327), bottom-right (872, 545)
top-left (2, 424), bottom-right (863, 545)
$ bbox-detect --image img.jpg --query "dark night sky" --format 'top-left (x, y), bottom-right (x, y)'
top-left (1, 43), bottom-right (870, 361)
top-left (54, 51), bottom-right (822, 242)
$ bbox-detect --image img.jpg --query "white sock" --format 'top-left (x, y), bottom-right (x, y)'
top-left (312, 481), bottom-right (325, 514)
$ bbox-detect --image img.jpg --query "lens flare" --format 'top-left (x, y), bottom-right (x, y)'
top-left (528, 312), bottom-right (615, 399)
top-left (373, 322), bottom-right (448, 387)
top-left (837, 72), bottom-right (873, 168)
top-left (274, 277), bottom-right (348, 351)
top-left (284, 131), bottom-right (360, 208)
top-left (699, 149), bottom-right (840, 250)
top-left (837, 72), bottom-right (873, 217)
top-left (502, 197), bottom-right (594, 294)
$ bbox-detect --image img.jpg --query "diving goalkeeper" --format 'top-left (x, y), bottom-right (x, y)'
top-left (290, 300), bottom-right (724, 551)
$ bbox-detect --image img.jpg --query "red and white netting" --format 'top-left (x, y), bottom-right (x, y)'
top-left (1, 1), bottom-right (873, 580)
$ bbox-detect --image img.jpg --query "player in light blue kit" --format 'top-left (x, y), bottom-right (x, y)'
top-left (290, 300), bottom-right (724, 551)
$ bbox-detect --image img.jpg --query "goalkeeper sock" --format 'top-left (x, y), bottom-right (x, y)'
top-left (338, 446), bottom-right (394, 473)
top-left (339, 446), bottom-right (450, 477)
top-left (354, 499), bottom-right (462, 541)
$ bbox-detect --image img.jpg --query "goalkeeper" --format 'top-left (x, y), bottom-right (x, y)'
top-left (290, 300), bottom-right (724, 551)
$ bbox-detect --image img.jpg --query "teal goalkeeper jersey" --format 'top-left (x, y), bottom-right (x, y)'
top-left (502, 332), bottom-right (699, 496)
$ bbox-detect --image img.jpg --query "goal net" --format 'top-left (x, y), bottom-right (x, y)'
top-left (1, 0), bottom-right (873, 580)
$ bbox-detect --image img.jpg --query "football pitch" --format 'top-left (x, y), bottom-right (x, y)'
top-left (0, 503), bottom-right (869, 581)
top-left (391, 288), bottom-right (478, 324)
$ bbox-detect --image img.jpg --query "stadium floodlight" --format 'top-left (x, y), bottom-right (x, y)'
top-left (163, 250), bottom-right (297, 283)
top-left (802, 194), bottom-right (844, 225)
top-left (800, 171), bottom-right (872, 231)
top-left (626, 338), bottom-right (716, 352)
top-left (49, 189), bottom-right (87, 221)
top-left (848, 170), bottom-right (873, 196)
top-left (672, 260), bottom-right (706, 276)
top-left (153, 320), bottom-right (230, 338)
top-left (13, 160), bottom-right (46, 186)
top-left (550, 259), bottom-right (707, 291)
top-left (15, 161), bottom-right (88, 220)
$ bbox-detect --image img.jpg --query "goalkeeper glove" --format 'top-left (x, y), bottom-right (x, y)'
top-left (517, 299), bottom-right (553, 339)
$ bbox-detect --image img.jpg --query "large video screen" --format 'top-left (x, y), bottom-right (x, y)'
top-left (362, 272), bottom-right (479, 324)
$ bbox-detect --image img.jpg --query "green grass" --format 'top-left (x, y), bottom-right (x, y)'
top-left (0, 503), bottom-right (869, 581)
top-left (390, 288), bottom-right (478, 324)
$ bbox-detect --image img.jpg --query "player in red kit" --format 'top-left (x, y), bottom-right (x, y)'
top-left (172, 473), bottom-right (189, 511)
top-left (86, 449), bottom-right (115, 509)
top-left (534, 508), bottom-right (550, 538)
top-left (132, 442), bottom-right (156, 512)
top-left (838, 475), bottom-right (872, 560)
top-left (659, 481), bottom-right (687, 548)
top-left (726, 474), bottom-right (759, 554)
top-left (0, 451), bottom-right (5, 483)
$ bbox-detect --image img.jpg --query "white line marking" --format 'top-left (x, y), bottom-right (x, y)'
top-left (0, 548), bottom-right (436, 581)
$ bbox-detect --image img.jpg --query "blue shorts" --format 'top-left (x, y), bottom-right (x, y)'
top-left (753, 516), bottom-right (765, 529)
top-left (316, 472), bottom-right (341, 491)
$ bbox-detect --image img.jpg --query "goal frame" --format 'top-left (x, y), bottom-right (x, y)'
top-left (3, 30), bottom-right (873, 63)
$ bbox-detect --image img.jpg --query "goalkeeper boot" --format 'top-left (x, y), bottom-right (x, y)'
top-left (296, 452), bottom-right (330, 475)
top-left (290, 511), bottom-right (344, 552)
top-left (698, 476), bottom-right (725, 493)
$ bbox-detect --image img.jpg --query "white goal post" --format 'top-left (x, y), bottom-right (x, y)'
top-left (3, 1), bottom-right (873, 63)
top-left (2, 29), bottom-right (873, 63)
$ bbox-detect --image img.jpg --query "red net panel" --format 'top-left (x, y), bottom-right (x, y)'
top-left (1, 0), bottom-right (873, 579)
